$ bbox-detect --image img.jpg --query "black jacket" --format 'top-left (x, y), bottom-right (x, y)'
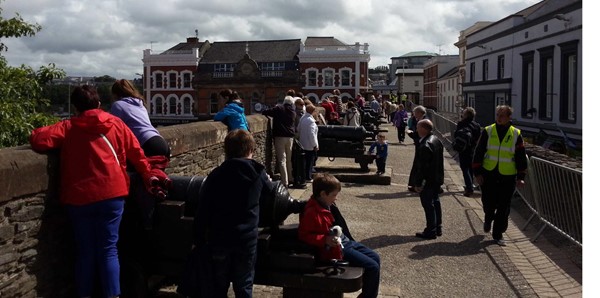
top-left (455, 118), bottom-right (481, 157)
top-left (262, 104), bottom-right (296, 137)
top-left (194, 158), bottom-right (271, 247)
top-left (410, 133), bottom-right (444, 188)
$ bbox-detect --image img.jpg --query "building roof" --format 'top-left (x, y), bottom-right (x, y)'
top-left (400, 51), bottom-right (439, 58)
top-left (163, 37), bottom-right (211, 53)
top-left (439, 66), bottom-right (459, 80)
top-left (304, 37), bottom-right (347, 46)
top-left (200, 39), bottom-right (301, 63)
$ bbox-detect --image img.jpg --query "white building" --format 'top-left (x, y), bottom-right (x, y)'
top-left (462, 0), bottom-right (582, 143)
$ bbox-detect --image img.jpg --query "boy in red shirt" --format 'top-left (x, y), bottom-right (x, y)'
top-left (298, 173), bottom-right (380, 298)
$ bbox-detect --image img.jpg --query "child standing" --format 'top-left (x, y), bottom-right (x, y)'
top-left (369, 134), bottom-right (389, 175)
top-left (298, 173), bottom-right (380, 298)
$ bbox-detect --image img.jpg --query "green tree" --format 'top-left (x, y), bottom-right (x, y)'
top-left (0, 3), bottom-right (66, 147)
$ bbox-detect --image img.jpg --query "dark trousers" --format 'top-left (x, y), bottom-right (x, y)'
top-left (481, 171), bottom-right (516, 240)
top-left (292, 142), bottom-right (306, 186)
top-left (396, 125), bottom-right (406, 142)
top-left (419, 187), bottom-right (442, 234)
top-left (303, 150), bottom-right (317, 180)
top-left (210, 245), bottom-right (257, 298)
top-left (343, 241), bottom-right (380, 298)
top-left (459, 152), bottom-right (474, 191)
top-left (375, 157), bottom-right (386, 173)
top-left (142, 135), bottom-right (171, 158)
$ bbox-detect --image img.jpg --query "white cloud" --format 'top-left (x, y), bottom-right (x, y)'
top-left (1, 0), bottom-right (539, 78)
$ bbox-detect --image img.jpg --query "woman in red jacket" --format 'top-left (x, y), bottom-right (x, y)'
top-left (30, 85), bottom-right (165, 298)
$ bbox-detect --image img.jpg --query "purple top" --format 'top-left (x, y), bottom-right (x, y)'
top-left (110, 97), bottom-right (159, 145)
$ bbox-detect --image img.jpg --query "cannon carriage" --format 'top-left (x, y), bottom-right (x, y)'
top-left (118, 174), bottom-right (363, 298)
top-left (317, 125), bottom-right (376, 171)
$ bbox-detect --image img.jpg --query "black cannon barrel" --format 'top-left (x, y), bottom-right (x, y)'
top-left (165, 175), bottom-right (306, 227)
top-left (317, 125), bottom-right (374, 141)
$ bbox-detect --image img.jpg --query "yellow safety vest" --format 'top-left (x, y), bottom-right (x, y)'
top-left (482, 124), bottom-right (520, 175)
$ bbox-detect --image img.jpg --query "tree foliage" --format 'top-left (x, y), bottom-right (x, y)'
top-left (0, 3), bottom-right (66, 147)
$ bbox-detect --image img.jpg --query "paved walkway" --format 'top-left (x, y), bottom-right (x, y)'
top-left (159, 122), bottom-right (582, 297)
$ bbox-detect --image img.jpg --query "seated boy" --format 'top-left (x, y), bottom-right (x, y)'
top-left (298, 173), bottom-right (381, 298)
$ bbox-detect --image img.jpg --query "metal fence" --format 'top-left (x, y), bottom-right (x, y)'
top-left (427, 110), bottom-right (583, 247)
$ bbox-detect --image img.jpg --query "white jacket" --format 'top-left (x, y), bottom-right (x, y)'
top-left (343, 108), bottom-right (361, 127)
top-left (297, 112), bottom-right (319, 150)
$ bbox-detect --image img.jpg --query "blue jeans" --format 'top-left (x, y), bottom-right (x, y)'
top-left (419, 187), bottom-right (442, 234)
top-left (303, 150), bottom-right (316, 180)
top-left (343, 241), bottom-right (380, 298)
top-left (67, 197), bottom-right (124, 298)
top-left (210, 245), bottom-right (257, 298)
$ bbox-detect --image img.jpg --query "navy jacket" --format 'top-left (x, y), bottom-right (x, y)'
top-left (194, 158), bottom-right (271, 248)
top-left (262, 104), bottom-right (296, 137)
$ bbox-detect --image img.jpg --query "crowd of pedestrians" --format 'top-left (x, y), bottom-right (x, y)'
top-left (28, 81), bottom-right (527, 297)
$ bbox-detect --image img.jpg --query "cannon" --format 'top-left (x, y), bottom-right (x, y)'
top-left (118, 174), bottom-right (363, 298)
top-left (317, 125), bottom-right (376, 171)
top-left (360, 107), bottom-right (387, 138)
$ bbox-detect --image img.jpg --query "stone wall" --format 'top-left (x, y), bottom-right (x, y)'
top-left (0, 115), bottom-right (274, 297)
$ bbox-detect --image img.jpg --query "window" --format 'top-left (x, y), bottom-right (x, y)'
top-left (323, 70), bottom-right (334, 86)
top-left (183, 73), bottom-right (192, 88)
top-left (560, 41), bottom-right (579, 122)
top-left (497, 55), bottom-right (505, 79)
top-left (261, 62), bottom-right (285, 71)
top-left (155, 97), bottom-right (163, 115)
top-left (169, 72), bottom-right (177, 89)
top-left (538, 46), bottom-right (554, 120)
top-left (169, 96), bottom-right (177, 115)
top-left (341, 70), bottom-right (351, 86)
top-left (414, 80), bottom-right (419, 87)
top-left (469, 62), bottom-right (475, 82)
top-left (214, 64), bottom-right (234, 72)
top-left (307, 70), bottom-right (317, 86)
top-left (183, 97), bottom-right (192, 114)
top-left (521, 52), bottom-right (534, 118)
top-left (210, 93), bottom-right (219, 114)
top-left (154, 73), bottom-right (163, 88)
top-left (482, 59), bottom-right (488, 81)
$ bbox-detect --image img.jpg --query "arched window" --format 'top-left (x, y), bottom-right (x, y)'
top-left (182, 95), bottom-right (192, 114)
top-left (168, 96), bottom-right (178, 115)
top-left (155, 97), bottom-right (164, 115)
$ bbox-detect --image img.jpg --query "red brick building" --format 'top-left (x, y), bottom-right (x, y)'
top-left (298, 37), bottom-right (370, 103)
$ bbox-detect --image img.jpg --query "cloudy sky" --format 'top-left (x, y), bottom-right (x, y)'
top-left (2, 0), bottom-right (541, 79)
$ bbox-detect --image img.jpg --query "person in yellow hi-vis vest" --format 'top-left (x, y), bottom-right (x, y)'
top-left (472, 105), bottom-right (527, 246)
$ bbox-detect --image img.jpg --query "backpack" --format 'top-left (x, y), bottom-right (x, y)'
top-left (452, 126), bottom-right (473, 152)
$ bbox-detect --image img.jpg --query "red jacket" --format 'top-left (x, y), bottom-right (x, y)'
top-left (298, 197), bottom-right (343, 261)
top-left (30, 109), bottom-right (154, 206)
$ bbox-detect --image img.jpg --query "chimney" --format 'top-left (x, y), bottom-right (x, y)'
top-left (187, 37), bottom-right (199, 43)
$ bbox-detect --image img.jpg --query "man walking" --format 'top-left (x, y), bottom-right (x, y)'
top-left (411, 119), bottom-right (445, 239)
top-left (473, 105), bottom-right (527, 246)
top-left (454, 107), bottom-right (481, 196)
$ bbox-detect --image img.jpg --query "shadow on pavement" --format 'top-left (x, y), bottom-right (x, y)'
top-left (408, 235), bottom-right (493, 260)
top-left (356, 191), bottom-right (417, 200)
top-left (360, 234), bottom-right (426, 249)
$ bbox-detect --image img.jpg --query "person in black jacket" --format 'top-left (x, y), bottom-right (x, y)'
top-left (177, 129), bottom-right (272, 298)
top-left (262, 95), bottom-right (297, 188)
top-left (410, 119), bottom-right (445, 239)
top-left (455, 107), bottom-right (481, 197)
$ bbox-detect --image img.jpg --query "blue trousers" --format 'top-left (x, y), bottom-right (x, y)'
top-left (67, 197), bottom-right (124, 298)
top-left (419, 187), bottom-right (442, 234)
top-left (343, 241), bottom-right (380, 298)
top-left (375, 157), bottom-right (387, 172)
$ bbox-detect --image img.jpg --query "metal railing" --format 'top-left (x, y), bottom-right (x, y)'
top-left (428, 110), bottom-right (583, 247)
